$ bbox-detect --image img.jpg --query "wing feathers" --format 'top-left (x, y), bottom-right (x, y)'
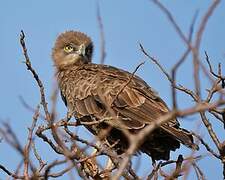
top-left (112, 86), bottom-right (198, 150)
top-left (75, 96), bottom-right (104, 117)
top-left (161, 125), bottom-right (199, 150)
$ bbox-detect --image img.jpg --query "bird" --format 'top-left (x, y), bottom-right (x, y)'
top-left (52, 31), bottom-right (198, 161)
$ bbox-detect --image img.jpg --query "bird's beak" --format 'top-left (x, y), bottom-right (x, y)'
top-left (77, 44), bottom-right (86, 57)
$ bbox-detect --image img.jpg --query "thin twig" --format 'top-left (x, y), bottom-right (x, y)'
top-left (192, 0), bottom-right (220, 100)
top-left (192, 132), bottom-right (220, 159)
top-left (19, 96), bottom-right (45, 120)
top-left (96, 1), bottom-right (106, 64)
top-left (205, 51), bottom-right (225, 82)
top-left (151, 0), bottom-right (190, 46)
top-left (0, 164), bottom-right (24, 179)
top-left (140, 43), bottom-right (171, 82)
top-left (20, 30), bottom-right (51, 122)
top-left (171, 10), bottom-right (199, 109)
top-left (23, 105), bottom-right (40, 179)
top-left (200, 112), bottom-right (220, 150)
top-left (192, 162), bottom-right (206, 180)
top-left (32, 142), bottom-right (46, 173)
top-left (195, 0), bottom-right (221, 50)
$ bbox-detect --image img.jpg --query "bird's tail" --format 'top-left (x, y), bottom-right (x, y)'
top-left (161, 125), bottom-right (199, 150)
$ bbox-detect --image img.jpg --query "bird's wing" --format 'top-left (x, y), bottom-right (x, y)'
top-left (93, 64), bottom-right (197, 149)
top-left (66, 64), bottom-right (197, 149)
top-left (93, 64), bottom-right (178, 127)
top-left (110, 80), bottom-right (197, 149)
top-left (111, 83), bottom-right (174, 127)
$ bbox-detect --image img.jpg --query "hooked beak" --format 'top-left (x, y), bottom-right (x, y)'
top-left (77, 44), bottom-right (86, 57)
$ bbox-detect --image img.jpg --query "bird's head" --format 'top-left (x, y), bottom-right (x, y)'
top-left (52, 31), bottom-right (93, 69)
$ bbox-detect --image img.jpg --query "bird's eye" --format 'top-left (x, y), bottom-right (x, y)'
top-left (64, 45), bottom-right (74, 53)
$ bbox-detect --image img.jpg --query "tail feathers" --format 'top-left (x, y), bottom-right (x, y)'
top-left (161, 125), bottom-right (199, 150)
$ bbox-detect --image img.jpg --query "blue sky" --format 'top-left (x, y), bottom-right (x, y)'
top-left (0, 0), bottom-right (224, 179)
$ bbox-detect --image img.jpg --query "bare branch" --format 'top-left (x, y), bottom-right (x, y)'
top-left (23, 105), bottom-right (40, 179)
top-left (200, 112), bottom-right (220, 150)
top-left (0, 164), bottom-right (24, 179)
top-left (192, 132), bottom-right (220, 159)
top-left (20, 30), bottom-right (51, 122)
top-left (96, 2), bottom-right (106, 64)
top-left (195, 0), bottom-right (221, 50)
top-left (192, 162), bottom-right (206, 180)
top-left (150, 0), bottom-right (190, 46)
top-left (32, 142), bottom-right (46, 173)
top-left (171, 10), bottom-right (199, 109)
top-left (140, 43), bottom-right (172, 82)
top-left (205, 51), bottom-right (225, 83)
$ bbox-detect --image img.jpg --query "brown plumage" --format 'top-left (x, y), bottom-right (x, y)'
top-left (52, 31), bottom-right (198, 161)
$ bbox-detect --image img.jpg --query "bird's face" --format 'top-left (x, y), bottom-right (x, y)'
top-left (52, 31), bottom-right (93, 69)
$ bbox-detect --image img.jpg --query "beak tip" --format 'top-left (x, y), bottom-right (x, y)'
top-left (78, 44), bottom-right (86, 57)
